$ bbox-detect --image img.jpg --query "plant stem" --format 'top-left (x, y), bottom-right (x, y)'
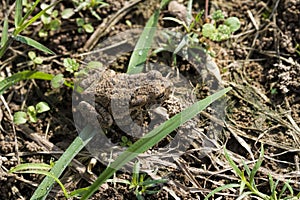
top-left (0, 37), bottom-right (13, 59)
top-left (205, 0), bottom-right (209, 21)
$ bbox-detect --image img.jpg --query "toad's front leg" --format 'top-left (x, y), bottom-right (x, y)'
top-left (78, 101), bottom-right (113, 128)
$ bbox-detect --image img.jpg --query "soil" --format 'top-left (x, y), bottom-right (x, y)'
top-left (0, 0), bottom-right (300, 199)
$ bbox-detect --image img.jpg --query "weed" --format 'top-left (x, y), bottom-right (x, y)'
top-left (107, 161), bottom-right (167, 200)
top-left (64, 58), bottom-right (80, 73)
top-left (129, 161), bottom-right (167, 199)
top-left (72, 0), bottom-right (108, 20)
top-left (60, 0), bottom-right (109, 21)
top-left (28, 51), bottom-right (44, 65)
top-left (120, 136), bottom-right (133, 147)
top-left (60, 0), bottom-right (108, 33)
top-left (76, 18), bottom-right (94, 33)
top-left (205, 145), bottom-right (300, 200)
top-left (0, 0), bottom-right (58, 57)
top-left (8, 162), bottom-right (86, 198)
top-left (13, 102), bottom-right (50, 125)
top-left (38, 3), bottom-right (61, 38)
top-left (51, 74), bottom-right (65, 89)
top-left (163, 8), bottom-right (240, 48)
top-left (162, 1), bottom-right (240, 64)
top-left (159, 1), bottom-right (240, 72)
top-left (202, 10), bottom-right (240, 42)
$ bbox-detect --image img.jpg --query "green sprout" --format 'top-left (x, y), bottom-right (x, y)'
top-left (76, 18), bottom-right (94, 33)
top-left (129, 161), bottom-right (167, 200)
top-left (72, 0), bottom-right (109, 20)
top-left (13, 102), bottom-right (50, 124)
top-left (107, 161), bottom-right (167, 200)
top-left (120, 136), bottom-right (133, 147)
top-left (205, 145), bottom-right (300, 200)
top-left (161, 4), bottom-right (241, 65)
top-left (202, 10), bottom-right (241, 42)
top-left (60, 0), bottom-right (109, 21)
top-left (212, 9), bottom-right (225, 21)
top-left (51, 74), bottom-right (65, 89)
top-left (64, 58), bottom-right (80, 73)
top-left (28, 51), bottom-right (44, 65)
top-left (38, 3), bottom-right (61, 38)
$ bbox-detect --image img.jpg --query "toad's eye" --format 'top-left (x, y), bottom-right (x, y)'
top-left (156, 93), bottom-right (165, 100)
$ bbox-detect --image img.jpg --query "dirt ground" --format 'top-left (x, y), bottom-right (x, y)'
top-left (0, 0), bottom-right (299, 199)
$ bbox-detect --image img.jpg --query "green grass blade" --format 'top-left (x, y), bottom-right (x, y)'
top-left (236, 192), bottom-right (253, 200)
top-left (0, 16), bottom-right (12, 59)
top-left (10, 162), bottom-right (69, 198)
top-left (9, 163), bottom-right (51, 172)
top-left (81, 87), bottom-right (231, 199)
top-left (15, 0), bottom-right (22, 28)
top-left (69, 187), bottom-right (90, 198)
top-left (273, 179), bottom-right (280, 197)
top-left (268, 173), bottom-right (276, 199)
top-left (126, 0), bottom-right (171, 74)
top-left (204, 183), bottom-right (241, 200)
top-left (242, 160), bottom-right (251, 176)
top-left (280, 180), bottom-right (293, 198)
top-left (132, 161), bottom-right (140, 186)
top-left (0, 70), bottom-right (73, 95)
top-left (126, 11), bottom-right (159, 74)
top-left (0, 16), bottom-right (10, 58)
top-left (249, 145), bottom-right (264, 188)
top-left (18, 170), bottom-right (69, 198)
top-left (296, 191), bottom-right (300, 198)
top-left (239, 181), bottom-right (246, 195)
top-left (14, 1), bottom-right (61, 35)
top-left (31, 125), bottom-right (98, 200)
top-left (224, 148), bottom-right (243, 177)
top-left (0, 70), bottom-right (53, 95)
top-left (140, 179), bottom-right (167, 186)
top-left (1, 17), bottom-right (9, 48)
top-left (19, 0), bottom-right (41, 27)
top-left (160, 0), bottom-right (172, 9)
top-left (190, 11), bottom-right (204, 30)
top-left (0, 38), bottom-right (13, 59)
top-left (13, 35), bottom-right (55, 54)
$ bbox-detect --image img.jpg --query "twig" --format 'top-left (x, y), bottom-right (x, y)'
top-left (247, 10), bottom-right (259, 31)
top-left (83, 0), bottom-right (143, 51)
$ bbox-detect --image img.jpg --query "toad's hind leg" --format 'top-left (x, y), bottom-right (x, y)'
top-left (110, 91), bottom-right (143, 137)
